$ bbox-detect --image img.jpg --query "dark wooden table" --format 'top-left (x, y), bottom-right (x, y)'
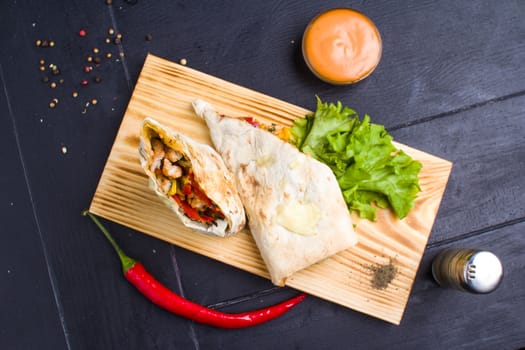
top-left (2, 1), bottom-right (524, 349)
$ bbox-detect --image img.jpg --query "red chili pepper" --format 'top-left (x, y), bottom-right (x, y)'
top-left (83, 211), bottom-right (306, 328)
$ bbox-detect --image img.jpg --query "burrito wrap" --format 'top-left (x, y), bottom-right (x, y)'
top-left (139, 118), bottom-right (245, 237)
top-left (192, 100), bottom-right (358, 285)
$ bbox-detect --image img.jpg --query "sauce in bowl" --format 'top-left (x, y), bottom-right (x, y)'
top-left (302, 8), bottom-right (382, 85)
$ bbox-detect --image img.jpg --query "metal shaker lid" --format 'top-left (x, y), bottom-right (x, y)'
top-left (464, 251), bottom-right (503, 293)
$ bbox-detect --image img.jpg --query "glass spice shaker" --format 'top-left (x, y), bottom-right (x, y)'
top-left (431, 248), bottom-right (503, 293)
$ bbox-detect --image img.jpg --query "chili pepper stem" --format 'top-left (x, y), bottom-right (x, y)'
top-left (82, 211), bottom-right (136, 273)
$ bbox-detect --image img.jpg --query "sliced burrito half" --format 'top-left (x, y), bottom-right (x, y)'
top-left (139, 118), bottom-right (246, 237)
top-left (192, 100), bottom-right (358, 285)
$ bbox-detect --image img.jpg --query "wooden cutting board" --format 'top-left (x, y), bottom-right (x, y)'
top-left (89, 54), bottom-right (452, 325)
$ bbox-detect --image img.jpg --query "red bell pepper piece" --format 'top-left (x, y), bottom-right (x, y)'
top-left (173, 195), bottom-right (214, 223)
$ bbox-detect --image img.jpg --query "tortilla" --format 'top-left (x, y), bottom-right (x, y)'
top-left (139, 118), bottom-right (246, 237)
top-left (192, 100), bottom-right (358, 285)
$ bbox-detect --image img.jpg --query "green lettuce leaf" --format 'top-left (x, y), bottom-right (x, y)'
top-left (291, 99), bottom-right (422, 221)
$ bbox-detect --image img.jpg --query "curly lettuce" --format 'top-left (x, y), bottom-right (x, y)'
top-left (291, 98), bottom-right (422, 221)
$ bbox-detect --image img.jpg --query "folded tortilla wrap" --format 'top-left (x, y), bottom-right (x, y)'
top-left (139, 118), bottom-right (246, 237)
top-left (192, 100), bottom-right (358, 285)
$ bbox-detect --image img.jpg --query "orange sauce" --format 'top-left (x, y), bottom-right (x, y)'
top-left (302, 8), bottom-right (382, 84)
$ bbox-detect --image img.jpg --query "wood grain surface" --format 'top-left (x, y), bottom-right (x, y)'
top-left (89, 54), bottom-right (452, 324)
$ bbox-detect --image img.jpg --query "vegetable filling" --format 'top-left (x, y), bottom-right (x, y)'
top-left (150, 137), bottom-right (225, 225)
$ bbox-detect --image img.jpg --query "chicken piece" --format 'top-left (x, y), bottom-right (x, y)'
top-left (162, 159), bottom-right (183, 178)
top-left (188, 195), bottom-right (207, 210)
top-left (158, 176), bottom-right (172, 194)
top-left (166, 148), bottom-right (183, 163)
top-left (150, 138), bottom-right (166, 172)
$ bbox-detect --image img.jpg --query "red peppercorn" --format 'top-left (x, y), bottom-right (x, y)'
top-left (79, 29), bottom-right (87, 37)
top-left (81, 79), bottom-right (89, 86)
top-left (84, 66), bottom-right (93, 73)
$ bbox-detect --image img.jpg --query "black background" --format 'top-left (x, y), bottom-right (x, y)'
top-left (1, 1), bottom-right (524, 349)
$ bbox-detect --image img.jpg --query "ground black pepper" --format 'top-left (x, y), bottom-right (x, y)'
top-left (370, 259), bottom-right (397, 290)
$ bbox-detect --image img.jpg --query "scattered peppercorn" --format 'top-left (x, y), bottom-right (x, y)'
top-left (105, 38), bottom-right (111, 44)
top-left (119, 52), bottom-right (125, 57)
top-left (106, 0), bottom-right (113, 4)
top-left (93, 56), bottom-right (102, 65)
top-left (92, 99), bottom-right (98, 105)
top-left (59, 78), bottom-right (64, 84)
top-left (52, 98), bottom-right (59, 104)
top-left (93, 47), bottom-right (99, 54)
top-left (49, 41), bottom-right (55, 47)
top-left (145, 34), bottom-right (153, 41)
top-left (81, 79), bottom-right (89, 86)
top-left (50, 82), bottom-right (57, 89)
top-left (79, 29), bottom-right (87, 37)
top-left (39, 59), bottom-right (45, 65)
top-left (39, 66), bottom-right (45, 71)
top-left (116, 33), bottom-right (122, 39)
top-left (61, 146), bottom-right (67, 154)
top-left (180, 58), bottom-right (187, 66)
top-left (41, 40), bottom-right (49, 47)
top-left (72, 91), bottom-right (79, 98)
top-left (94, 76), bottom-right (102, 83)
top-left (108, 28), bottom-right (115, 35)
top-left (49, 101), bottom-right (56, 108)
top-left (87, 56), bottom-right (93, 62)
top-left (52, 68), bottom-right (60, 76)
top-left (113, 37), bottom-right (121, 44)
top-left (106, 52), bottom-right (112, 58)
top-left (35, 39), bottom-right (42, 47)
